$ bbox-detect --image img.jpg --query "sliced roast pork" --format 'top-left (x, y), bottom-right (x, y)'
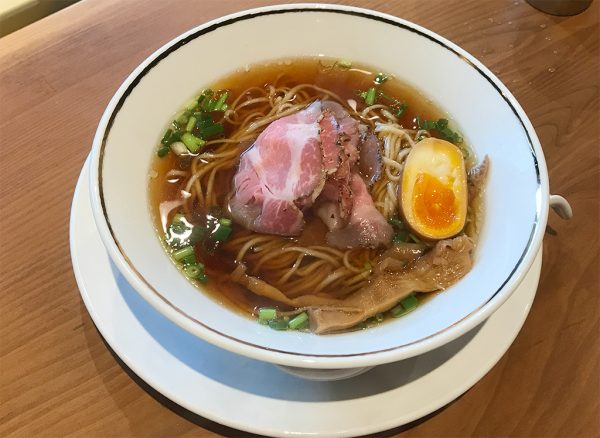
top-left (324, 174), bottom-right (393, 249)
top-left (230, 99), bottom-right (388, 244)
top-left (229, 102), bottom-right (325, 236)
top-left (358, 130), bottom-right (382, 186)
top-left (319, 101), bottom-right (360, 219)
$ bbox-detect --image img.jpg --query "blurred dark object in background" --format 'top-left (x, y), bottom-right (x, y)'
top-left (527, 0), bottom-right (593, 15)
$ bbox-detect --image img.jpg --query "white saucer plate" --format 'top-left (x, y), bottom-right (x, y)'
top-left (70, 158), bottom-right (542, 437)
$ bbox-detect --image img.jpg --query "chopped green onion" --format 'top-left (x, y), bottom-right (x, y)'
top-left (170, 141), bottom-right (188, 156)
top-left (213, 92), bottom-right (229, 111)
top-left (418, 118), bottom-right (463, 144)
top-left (194, 112), bottom-right (225, 139)
top-left (288, 312), bottom-right (308, 330)
top-left (198, 123), bottom-right (224, 139)
top-left (268, 319), bottom-right (288, 330)
top-left (391, 294), bottom-right (419, 317)
top-left (213, 223), bottom-right (232, 241)
top-left (375, 313), bottom-right (385, 322)
top-left (157, 146), bottom-right (170, 157)
top-left (364, 87), bottom-right (377, 105)
top-left (185, 116), bottom-right (197, 132)
top-left (258, 308), bottom-right (277, 324)
top-left (172, 246), bottom-right (194, 261)
top-left (196, 272), bottom-right (208, 283)
top-left (395, 103), bottom-right (407, 117)
top-left (219, 218), bottom-right (232, 227)
top-left (422, 119), bottom-right (436, 130)
top-left (161, 129), bottom-right (173, 144)
top-left (176, 110), bottom-right (191, 125)
top-left (391, 304), bottom-right (409, 317)
top-left (180, 254), bottom-right (196, 266)
top-left (401, 294), bottom-right (419, 311)
top-left (181, 132), bottom-right (205, 153)
top-left (221, 103), bottom-right (229, 111)
top-left (170, 131), bottom-right (182, 143)
top-left (374, 72), bottom-right (389, 84)
top-left (183, 264), bottom-right (203, 278)
top-left (377, 91), bottom-right (407, 117)
top-left (201, 90), bottom-right (226, 111)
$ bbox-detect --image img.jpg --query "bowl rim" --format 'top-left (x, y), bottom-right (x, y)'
top-left (89, 3), bottom-right (549, 368)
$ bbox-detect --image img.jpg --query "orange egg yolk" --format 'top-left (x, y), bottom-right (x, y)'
top-left (412, 173), bottom-right (457, 229)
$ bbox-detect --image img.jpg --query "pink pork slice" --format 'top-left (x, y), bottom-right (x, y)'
top-left (325, 173), bottom-right (393, 249)
top-left (230, 101), bottom-right (325, 236)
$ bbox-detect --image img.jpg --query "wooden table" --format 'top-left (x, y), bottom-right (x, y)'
top-left (1, 0), bottom-right (598, 436)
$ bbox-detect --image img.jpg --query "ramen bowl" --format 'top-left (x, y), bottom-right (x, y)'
top-left (90, 4), bottom-right (554, 374)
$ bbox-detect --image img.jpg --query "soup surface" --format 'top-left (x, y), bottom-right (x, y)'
top-left (149, 57), bottom-right (486, 333)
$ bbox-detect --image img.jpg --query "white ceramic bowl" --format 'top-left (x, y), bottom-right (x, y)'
top-left (90, 4), bottom-right (551, 371)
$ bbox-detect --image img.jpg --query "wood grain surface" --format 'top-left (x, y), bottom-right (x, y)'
top-left (1, 0), bottom-right (598, 436)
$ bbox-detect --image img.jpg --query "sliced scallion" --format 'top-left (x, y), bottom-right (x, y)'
top-left (213, 223), bottom-right (232, 241)
top-left (400, 294), bottom-right (419, 311)
top-left (375, 313), bottom-right (385, 322)
top-left (258, 308), bottom-right (277, 324)
top-left (395, 103), bottom-right (407, 117)
top-left (180, 254), bottom-right (196, 266)
top-left (391, 304), bottom-right (409, 317)
top-left (418, 118), bottom-right (463, 144)
top-left (391, 294), bottom-right (419, 317)
top-left (170, 141), bottom-right (188, 156)
top-left (219, 218), bottom-right (232, 227)
top-left (184, 264), bottom-right (202, 278)
top-left (268, 319), bottom-right (288, 330)
top-left (157, 146), bottom-right (170, 157)
top-left (213, 92), bottom-right (229, 111)
top-left (172, 246), bottom-right (194, 261)
top-left (198, 122), bottom-right (224, 139)
top-left (374, 72), bottom-right (388, 84)
top-left (185, 115), bottom-right (197, 132)
top-left (176, 110), bottom-right (191, 125)
top-left (181, 132), bottom-right (205, 153)
top-left (364, 87), bottom-right (377, 105)
top-left (161, 129), bottom-right (173, 144)
top-left (288, 312), bottom-right (308, 330)
top-left (170, 131), bottom-right (182, 143)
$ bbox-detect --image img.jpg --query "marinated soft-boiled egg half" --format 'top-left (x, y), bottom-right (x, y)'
top-left (400, 137), bottom-right (468, 240)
